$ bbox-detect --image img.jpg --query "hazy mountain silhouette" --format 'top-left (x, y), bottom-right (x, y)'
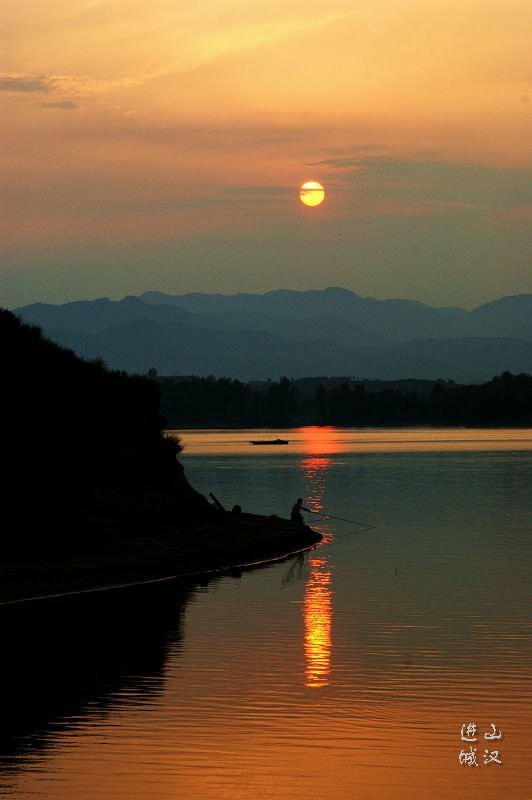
top-left (12, 288), bottom-right (532, 382)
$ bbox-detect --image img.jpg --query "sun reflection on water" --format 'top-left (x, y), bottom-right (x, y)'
top-left (302, 456), bottom-right (330, 515)
top-left (295, 425), bottom-right (346, 457)
top-left (301, 443), bottom-right (334, 688)
top-left (304, 557), bottom-right (333, 688)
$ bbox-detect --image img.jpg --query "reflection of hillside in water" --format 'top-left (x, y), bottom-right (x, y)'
top-left (0, 578), bottom-right (194, 776)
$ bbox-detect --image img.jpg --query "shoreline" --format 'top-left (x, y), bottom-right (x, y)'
top-left (0, 512), bottom-right (323, 607)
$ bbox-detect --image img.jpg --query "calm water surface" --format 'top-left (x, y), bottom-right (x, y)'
top-left (1, 427), bottom-right (531, 799)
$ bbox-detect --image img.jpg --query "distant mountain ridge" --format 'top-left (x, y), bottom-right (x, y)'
top-left (12, 288), bottom-right (532, 382)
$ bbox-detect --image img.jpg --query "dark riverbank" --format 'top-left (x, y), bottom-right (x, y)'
top-left (0, 512), bottom-right (322, 605)
top-left (2, 310), bottom-right (322, 606)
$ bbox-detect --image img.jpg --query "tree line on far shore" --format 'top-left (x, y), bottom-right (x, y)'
top-left (156, 372), bottom-right (532, 428)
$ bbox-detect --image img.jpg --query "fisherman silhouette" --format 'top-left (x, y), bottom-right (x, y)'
top-left (291, 497), bottom-right (310, 524)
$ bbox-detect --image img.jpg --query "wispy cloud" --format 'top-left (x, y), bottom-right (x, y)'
top-left (309, 146), bottom-right (382, 169)
top-left (40, 100), bottom-right (79, 110)
top-left (0, 73), bottom-right (140, 105)
top-left (0, 75), bottom-right (52, 93)
top-left (143, 184), bottom-right (293, 213)
top-left (223, 185), bottom-right (291, 198)
top-left (309, 156), bottom-right (370, 170)
top-left (325, 156), bottom-right (532, 212)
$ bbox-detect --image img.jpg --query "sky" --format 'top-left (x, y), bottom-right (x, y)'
top-left (1, 0), bottom-right (531, 310)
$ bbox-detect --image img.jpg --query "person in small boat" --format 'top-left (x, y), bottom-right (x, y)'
top-left (291, 497), bottom-right (310, 523)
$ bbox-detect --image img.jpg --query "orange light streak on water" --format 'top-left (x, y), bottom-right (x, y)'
top-left (295, 425), bottom-right (347, 456)
top-left (301, 456), bottom-right (330, 513)
top-left (301, 449), bottom-right (334, 688)
top-left (303, 557), bottom-right (333, 688)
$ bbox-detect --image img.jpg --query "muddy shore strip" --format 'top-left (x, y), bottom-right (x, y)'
top-left (1, 513), bottom-right (323, 606)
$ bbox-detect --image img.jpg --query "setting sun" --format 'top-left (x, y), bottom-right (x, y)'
top-left (300, 181), bottom-right (325, 207)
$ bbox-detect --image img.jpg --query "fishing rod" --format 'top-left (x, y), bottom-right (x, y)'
top-left (307, 509), bottom-right (375, 529)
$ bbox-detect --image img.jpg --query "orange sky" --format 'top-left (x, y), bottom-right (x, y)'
top-left (1, 0), bottom-right (531, 308)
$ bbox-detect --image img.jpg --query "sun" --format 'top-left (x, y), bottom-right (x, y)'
top-left (300, 181), bottom-right (325, 207)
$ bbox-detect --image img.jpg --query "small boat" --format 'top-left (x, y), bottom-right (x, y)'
top-left (249, 438), bottom-right (289, 445)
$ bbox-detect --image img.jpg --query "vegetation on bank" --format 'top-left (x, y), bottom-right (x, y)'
top-left (157, 372), bottom-right (532, 428)
top-left (2, 308), bottom-right (214, 547)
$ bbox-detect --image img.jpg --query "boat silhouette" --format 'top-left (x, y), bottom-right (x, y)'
top-left (249, 437), bottom-right (289, 445)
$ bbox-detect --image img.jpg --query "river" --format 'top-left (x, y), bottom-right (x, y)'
top-left (1, 427), bottom-right (531, 799)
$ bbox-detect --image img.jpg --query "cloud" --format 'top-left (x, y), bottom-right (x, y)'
top-left (326, 156), bottom-right (532, 212)
top-left (144, 184), bottom-right (292, 212)
top-left (224, 185), bottom-right (291, 198)
top-left (40, 100), bottom-right (79, 110)
top-left (0, 73), bottom-right (138, 106)
top-left (309, 145), bottom-right (381, 166)
top-left (309, 157), bottom-right (369, 170)
top-left (0, 75), bottom-right (52, 93)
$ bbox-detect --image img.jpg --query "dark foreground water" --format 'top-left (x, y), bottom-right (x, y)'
top-left (1, 427), bottom-right (531, 799)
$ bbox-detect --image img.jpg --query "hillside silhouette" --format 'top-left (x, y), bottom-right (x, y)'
top-left (1, 309), bottom-right (320, 602)
top-left (2, 308), bottom-right (213, 542)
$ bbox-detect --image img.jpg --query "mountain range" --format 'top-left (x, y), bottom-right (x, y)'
top-left (11, 288), bottom-right (532, 383)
